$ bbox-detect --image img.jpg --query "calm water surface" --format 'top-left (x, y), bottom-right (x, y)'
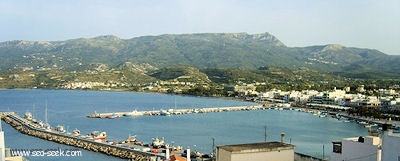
top-left (0, 90), bottom-right (368, 161)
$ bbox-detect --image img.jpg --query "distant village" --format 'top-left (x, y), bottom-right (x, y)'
top-left (60, 79), bottom-right (400, 116)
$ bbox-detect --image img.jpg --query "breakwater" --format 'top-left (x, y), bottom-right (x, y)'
top-left (0, 112), bottom-right (164, 161)
top-left (87, 105), bottom-right (264, 118)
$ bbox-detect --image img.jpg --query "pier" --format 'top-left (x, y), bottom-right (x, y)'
top-left (87, 105), bottom-right (265, 118)
top-left (338, 114), bottom-right (400, 128)
top-left (0, 112), bottom-right (165, 161)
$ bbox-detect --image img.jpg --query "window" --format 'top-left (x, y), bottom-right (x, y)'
top-left (332, 142), bottom-right (342, 153)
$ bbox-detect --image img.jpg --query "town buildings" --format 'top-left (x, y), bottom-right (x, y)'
top-left (253, 86), bottom-right (400, 111)
top-left (216, 142), bottom-right (295, 161)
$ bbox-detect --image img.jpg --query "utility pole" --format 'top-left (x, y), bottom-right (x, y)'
top-left (212, 137), bottom-right (215, 155)
top-left (264, 125), bottom-right (267, 142)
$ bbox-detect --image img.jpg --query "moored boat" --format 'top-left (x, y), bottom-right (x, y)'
top-left (72, 129), bottom-right (81, 136)
top-left (106, 113), bottom-right (120, 119)
top-left (24, 111), bottom-right (33, 120)
top-left (160, 110), bottom-right (171, 116)
top-left (319, 112), bottom-right (328, 118)
top-left (87, 111), bottom-right (101, 118)
top-left (125, 136), bottom-right (136, 142)
top-left (319, 114), bottom-right (327, 118)
top-left (89, 131), bottom-right (107, 141)
top-left (152, 137), bottom-right (165, 148)
top-left (55, 125), bottom-right (66, 133)
top-left (43, 122), bottom-right (51, 131)
top-left (125, 110), bottom-right (143, 117)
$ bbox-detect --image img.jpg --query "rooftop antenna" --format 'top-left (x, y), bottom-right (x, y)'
top-left (32, 104), bottom-right (36, 120)
top-left (212, 137), bottom-right (215, 155)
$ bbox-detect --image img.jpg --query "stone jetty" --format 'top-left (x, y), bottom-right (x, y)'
top-left (0, 112), bottom-right (164, 161)
top-left (87, 105), bottom-right (265, 118)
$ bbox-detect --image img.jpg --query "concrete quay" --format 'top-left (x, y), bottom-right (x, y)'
top-left (0, 112), bottom-right (165, 161)
top-left (87, 105), bottom-right (265, 118)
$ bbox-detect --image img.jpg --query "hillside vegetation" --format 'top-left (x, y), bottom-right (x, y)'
top-left (1, 33), bottom-right (399, 79)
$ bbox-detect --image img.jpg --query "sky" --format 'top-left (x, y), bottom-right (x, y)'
top-left (0, 0), bottom-right (399, 55)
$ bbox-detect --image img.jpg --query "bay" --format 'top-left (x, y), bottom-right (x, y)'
top-left (0, 90), bottom-right (368, 160)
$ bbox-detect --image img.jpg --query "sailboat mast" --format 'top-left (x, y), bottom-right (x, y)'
top-left (45, 102), bottom-right (48, 124)
top-left (174, 96), bottom-right (177, 109)
top-left (32, 104), bottom-right (35, 119)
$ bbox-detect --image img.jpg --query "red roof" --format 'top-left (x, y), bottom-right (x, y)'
top-left (170, 154), bottom-right (186, 161)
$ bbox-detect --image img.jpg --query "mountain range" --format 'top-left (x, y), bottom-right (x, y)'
top-left (1, 32), bottom-right (399, 79)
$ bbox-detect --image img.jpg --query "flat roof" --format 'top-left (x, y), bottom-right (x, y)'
top-left (5, 156), bottom-right (25, 161)
top-left (217, 142), bottom-right (295, 153)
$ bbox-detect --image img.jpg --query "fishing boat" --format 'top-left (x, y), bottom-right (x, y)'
top-left (37, 120), bottom-right (44, 127)
top-left (319, 112), bottom-right (328, 118)
top-left (24, 111), bottom-right (33, 121)
top-left (43, 122), bottom-right (51, 131)
top-left (125, 135), bottom-right (137, 143)
top-left (152, 137), bottom-right (165, 148)
top-left (87, 111), bottom-right (101, 118)
top-left (160, 110), bottom-right (171, 116)
top-left (55, 125), bottom-right (66, 133)
top-left (125, 110), bottom-right (143, 117)
top-left (124, 135), bottom-right (142, 145)
top-left (89, 131), bottom-right (107, 141)
top-left (105, 113), bottom-right (120, 119)
top-left (72, 129), bottom-right (81, 136)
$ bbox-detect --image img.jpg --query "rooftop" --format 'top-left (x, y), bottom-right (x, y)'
top-left (217, 141), bottom-right (295, 153)
top-left (333, 136), bottom-right (381, 146)
top-left (5, 156), bottom-right (25, 161)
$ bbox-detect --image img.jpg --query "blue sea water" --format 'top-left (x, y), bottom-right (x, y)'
top-left (0, 90), bottom-right (368, 161)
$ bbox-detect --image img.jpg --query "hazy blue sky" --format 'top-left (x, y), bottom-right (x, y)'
top-left (1, 0), bottom-right (399, 54)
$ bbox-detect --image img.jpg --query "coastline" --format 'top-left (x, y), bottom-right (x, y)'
top-left (1, 88), bottom-right (397, 129)
top-left (0, 88), bottom-right (255, 104)
top-left (0, 89), bottom-right (389, 161)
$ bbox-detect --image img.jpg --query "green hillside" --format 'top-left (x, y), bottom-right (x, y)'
top-left (0, 33), bottom-right (399, 79)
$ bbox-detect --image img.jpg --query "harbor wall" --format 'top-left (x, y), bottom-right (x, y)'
top-left (88, 105), bottom-right (265, 118)
top-left (1, 113), bottom-right (162, 161)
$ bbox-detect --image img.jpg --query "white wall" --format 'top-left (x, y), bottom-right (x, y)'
top-left (0, 131), bottom-right (5, 161)
top-left (217, 148), bottom-right (294, 161)
top-left (381, 132), bottom-right (400, 161)
top-left (331, 137), bottom-right (381, 161)
top-left (232, 149), bottom-right (294, 161)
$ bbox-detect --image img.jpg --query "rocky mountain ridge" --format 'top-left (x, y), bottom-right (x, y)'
top-left (1, 32), bottom-right (399, 78)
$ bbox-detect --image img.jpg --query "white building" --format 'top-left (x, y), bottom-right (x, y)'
top-left (258, 91), bottom-right (275, 99)
top-left (330, 136), bottom-right (381, 161)
top-left (0, 120), bottom-right (4, 161)
top-left (216, 142), bottom-right (295, 161)
top-left (378, 89), bottom-right (396, 96)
